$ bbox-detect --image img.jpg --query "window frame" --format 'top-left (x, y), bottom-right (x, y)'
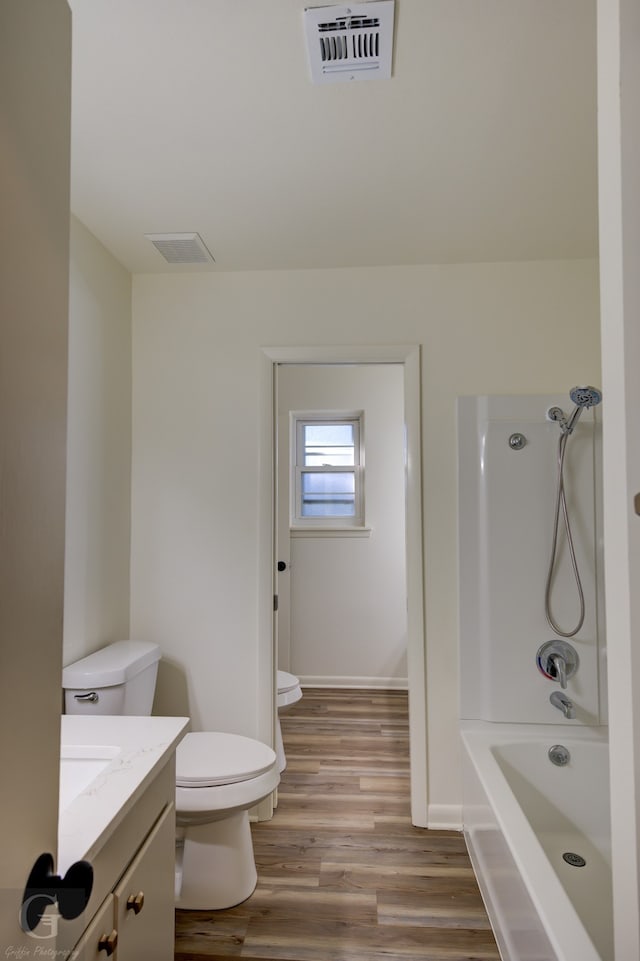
top-left (290, 411), bottom-right (365, 529)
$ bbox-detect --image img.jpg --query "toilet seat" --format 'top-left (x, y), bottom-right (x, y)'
top-left (277, 670), bottom-right (299, 694)
top-left (176, 732), bottom-right (276, 787)
top-left (277, 670), bottom-right (302, 709)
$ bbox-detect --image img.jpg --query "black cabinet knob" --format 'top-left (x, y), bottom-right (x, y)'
top-left (277, 561), bottom-right (287, 572)
top-left (21, 853), bottom-right (93, 932)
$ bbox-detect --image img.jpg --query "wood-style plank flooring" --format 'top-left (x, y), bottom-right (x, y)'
top-left (175, 689), bottom-right (499, 961)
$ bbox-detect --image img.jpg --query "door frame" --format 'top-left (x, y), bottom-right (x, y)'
top-left (597, 0), bottom-right (640, 951)
top-left (260, 345), bottom-right (428, 826)
top-left (1, 1), bottom-right (71, 946)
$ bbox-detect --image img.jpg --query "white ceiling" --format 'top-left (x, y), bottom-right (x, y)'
top-left (69, 0), bottom-right (598, 274)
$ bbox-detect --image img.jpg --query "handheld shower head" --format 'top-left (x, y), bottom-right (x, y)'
top-left (569, 386), bottom-right (602, 409)
top-left (545, 385), bottom-right (602, 637)
top-left (565, 385), bottom-right (602, 433)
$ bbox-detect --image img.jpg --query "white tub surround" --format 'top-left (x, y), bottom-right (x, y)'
top-left (457, 394), bottom-right (609, 960)
top-left (462, 723), bottom-right (612, 961)
top-left (458, 394), bottom-right (605, 726)
top-left (58, 714), bottom-right (189, 874)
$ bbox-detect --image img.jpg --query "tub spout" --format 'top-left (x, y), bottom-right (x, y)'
top-left (550, 691), bottom-right (575, 719)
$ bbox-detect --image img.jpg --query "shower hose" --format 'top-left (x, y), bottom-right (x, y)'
top-left (544, 428), bottom-right (585, 637)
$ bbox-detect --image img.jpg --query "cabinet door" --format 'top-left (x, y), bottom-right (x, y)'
top-left (70, 895), bottom-right (117, 961)
top-left (114, 804), bottom-right (176, 961)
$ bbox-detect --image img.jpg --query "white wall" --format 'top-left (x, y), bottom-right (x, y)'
top-left (277, 363), bottom-right (407, 686)
top-left (130, 259), bottom-right (600, 811)
top-left (63, 216), bottom-right (132, 665)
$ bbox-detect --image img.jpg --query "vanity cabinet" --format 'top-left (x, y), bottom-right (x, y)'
top-left (73, 804), bottom-right (174, 960)
top-left (56, 757), bottom-right (178, 961)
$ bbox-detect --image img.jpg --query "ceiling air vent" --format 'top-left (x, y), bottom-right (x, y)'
top-left (145, 232), bottom-right (215, 265)
top-left (304, 1), bottom-right (394, 84)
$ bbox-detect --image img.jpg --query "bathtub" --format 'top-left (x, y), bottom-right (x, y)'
top-left (461, 722), bottom-right (612, 961)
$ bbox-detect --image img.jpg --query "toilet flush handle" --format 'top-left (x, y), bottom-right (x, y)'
top-left (74, 691), bottom-right (99, 703)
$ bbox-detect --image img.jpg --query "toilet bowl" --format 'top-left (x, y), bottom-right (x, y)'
top-left (175, 731), bottom-right (279, 909)
top-left (62, 640), bottom-right (280, 911)
top-left (276, 670), bottom-right (302, 772)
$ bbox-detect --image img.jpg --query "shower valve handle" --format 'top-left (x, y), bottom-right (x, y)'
top-left (536, 640), bottom-right (579, 689)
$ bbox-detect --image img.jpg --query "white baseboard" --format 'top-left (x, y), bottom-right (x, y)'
top-left (427, 804), bottom-right (463, 832)
top-left (298, 675), bottom-right (408, 690)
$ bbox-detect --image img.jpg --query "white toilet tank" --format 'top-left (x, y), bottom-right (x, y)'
top-left (62, 640), bottom-right (161, 716)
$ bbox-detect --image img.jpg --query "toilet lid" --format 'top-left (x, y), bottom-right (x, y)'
top-left (277, 670), bottom-right (300, 694)
top-left (176, 732), bottom-right (276, 787)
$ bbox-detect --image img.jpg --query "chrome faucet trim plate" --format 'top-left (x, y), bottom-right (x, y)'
top-left (536, 640), bottom-right (579, 690)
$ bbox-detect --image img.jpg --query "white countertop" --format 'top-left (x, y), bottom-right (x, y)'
top-left (58, 714), bottom-right (189, 874)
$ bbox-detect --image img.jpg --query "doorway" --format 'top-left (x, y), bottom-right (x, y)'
top-left (262, 346), bottom-right (427, 826)
top-left (276, 362), bottom-right (407, 687)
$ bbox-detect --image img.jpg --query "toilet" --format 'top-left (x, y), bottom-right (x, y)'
top-left (276, 669), bottom-right (302, 772)
top-left (62, 640), bottom-right (280, 910)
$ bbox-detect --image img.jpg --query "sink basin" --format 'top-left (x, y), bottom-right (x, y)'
top-left (59, 744), bottom-right (120, 811)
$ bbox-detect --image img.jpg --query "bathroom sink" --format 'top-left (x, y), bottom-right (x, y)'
top-left (59, 744), bottom-right (120, 812)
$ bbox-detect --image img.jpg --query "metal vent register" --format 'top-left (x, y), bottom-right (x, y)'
top-left (304, 2), bottom-right (395, 83)
top-left (145, 232), bottom-right (215, 265)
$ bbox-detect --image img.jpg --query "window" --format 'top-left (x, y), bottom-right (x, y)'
top-left (292, 413), bottom-right (364, 527)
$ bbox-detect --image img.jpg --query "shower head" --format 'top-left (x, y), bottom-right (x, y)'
top-left (547, 386), bottom-right (602, 434)
top-left (569, 386), bottom-right (602, 409)
top-left (565, 385), bottom-right (602, 433)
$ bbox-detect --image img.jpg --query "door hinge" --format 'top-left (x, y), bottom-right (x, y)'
top-left (273, 594), bottom-right (279, 612)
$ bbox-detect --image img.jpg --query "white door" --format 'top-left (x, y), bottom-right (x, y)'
top-left (0, 1), bottom-right (71, 948)
top-left (275, 378), bottom-right (292, 671)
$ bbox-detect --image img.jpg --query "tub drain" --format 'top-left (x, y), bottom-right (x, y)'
top-left (562, 852), bottom-right (586, 867)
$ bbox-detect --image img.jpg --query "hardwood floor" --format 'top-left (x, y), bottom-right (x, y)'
top-left (174, 689), bottom-right (499, 961)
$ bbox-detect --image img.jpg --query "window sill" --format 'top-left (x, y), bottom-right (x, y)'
top-left (290, 526), bottom-right (372, 538)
